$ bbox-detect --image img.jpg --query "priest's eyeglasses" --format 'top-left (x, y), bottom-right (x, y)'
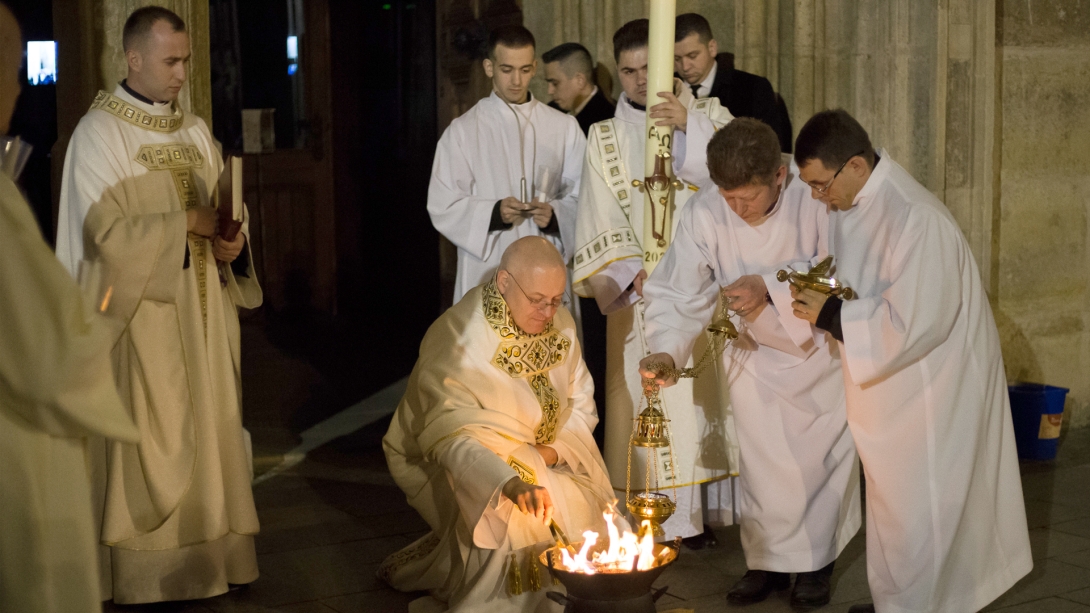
top-left (507, 273), bottom-right (565, 311)
top-left (811, 150), bottom-right (864, 195)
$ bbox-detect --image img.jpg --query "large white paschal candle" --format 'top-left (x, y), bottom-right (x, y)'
top-left (641, 0), bottom-right (678, 273)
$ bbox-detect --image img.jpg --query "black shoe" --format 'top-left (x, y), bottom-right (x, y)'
top-left (681, 524), bottom-right (719, 550)
top-left (847, 605), bottom-right (875, 613)
top-left (727, 569), bottom-right (791, 604)
top-left (790, 561), bottom-right (834, 609)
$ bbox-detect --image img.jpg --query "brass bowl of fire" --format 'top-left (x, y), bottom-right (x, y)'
top-left (539, 512), bottom-right (680, 601)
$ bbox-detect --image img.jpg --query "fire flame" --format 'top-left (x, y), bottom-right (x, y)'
top-left (558, 509), bottom-right (658, 574)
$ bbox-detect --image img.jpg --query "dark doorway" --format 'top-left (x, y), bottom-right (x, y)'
top-left (329, 0), bottom-right (440, 394)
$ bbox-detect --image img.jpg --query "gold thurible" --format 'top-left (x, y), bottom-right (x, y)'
top-left (626, 297), bottom-right (739, 536)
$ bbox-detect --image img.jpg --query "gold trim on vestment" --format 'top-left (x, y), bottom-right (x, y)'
top-left (90, 90), bottom-right (185, 133)
top-left (377, 532), bottom-right (442, 586)
top-left (573, 227), bottom-right (642, 281)
top-left (507, 456), bottom-right (537, 485)
top-left (132, 143), bottom-right (211, 333)
top-left (482, 280), bottom-right (571, 444)
top-left (593, 119), bottom-right (633, 220)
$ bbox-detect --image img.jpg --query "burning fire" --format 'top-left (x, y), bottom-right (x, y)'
top-left (557, 509), bottom-right (666, 574)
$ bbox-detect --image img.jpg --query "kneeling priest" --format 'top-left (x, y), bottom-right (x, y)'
top-left (381, 237), bottom-right (614, 612)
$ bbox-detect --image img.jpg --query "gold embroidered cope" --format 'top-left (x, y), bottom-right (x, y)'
top-left (482, 280), bottom-right (571, 444)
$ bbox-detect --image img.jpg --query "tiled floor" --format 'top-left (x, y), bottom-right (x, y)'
top-left (101, 412), bottom-right (1090, 613)
top-left (99, 322), bottom-right (1090, 613)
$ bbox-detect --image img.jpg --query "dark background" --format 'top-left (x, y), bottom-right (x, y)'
top-left (7, 0), bottom-right (441, 420)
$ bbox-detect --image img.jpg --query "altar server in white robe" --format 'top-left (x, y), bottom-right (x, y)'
top-left (0, 9), bottom-right (140, 611)
top-left (573, 18), bottom-right (735, 544)
top-left (791, 109), bottom-right (1031, 613)
top-left (428, 25), bottom-right (585, 303)
top-left (640, 118), bottom-right (861, 609)
top-left (55, 7), bottom-right (263, 604)
top-left (381, 237), bottom-right (614, 612)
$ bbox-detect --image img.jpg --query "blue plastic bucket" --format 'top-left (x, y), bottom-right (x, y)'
top-left (1008, 383), bottom-right (1068, 461)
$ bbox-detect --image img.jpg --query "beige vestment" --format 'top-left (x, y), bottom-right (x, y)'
top-left (0, 173), bottom-right (139, 613)
top-left (55, 86), bottom-right (263, 604)
top-left (380, 281), bottom-right (614, 612)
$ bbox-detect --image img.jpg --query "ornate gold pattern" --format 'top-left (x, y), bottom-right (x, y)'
top-left (376, 532), bottom-right (441, 586)
top-left (593, 119), bottom-right (633, 219)
top-left (134, 144), bottom-right (205, 170)
top-left (482, 280), bottom-right (570, 444)
top-left (507, 456), bottom-right (537, 485)
top-left (90, 91), bottom-right (185, 133)
top-left (158, 161), bottom-right (210, 333)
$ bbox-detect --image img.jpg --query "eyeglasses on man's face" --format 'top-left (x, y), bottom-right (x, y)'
top-left (809, 150), bottom-right (865, 196)
top-left (507, 272), bottom-right (565, 311)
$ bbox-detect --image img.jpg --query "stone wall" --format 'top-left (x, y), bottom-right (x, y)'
top-left (995, 0), bottom-right (1090, 426)
top-left (524, 0), bottom-right (1090, 426)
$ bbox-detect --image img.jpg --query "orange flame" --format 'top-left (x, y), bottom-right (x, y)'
top-left (557, 508), bottom-right (658, 573)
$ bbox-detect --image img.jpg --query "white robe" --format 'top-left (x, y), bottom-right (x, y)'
top-left (573, 93), bottom-right (737, 538)
top-left (55, 85), bottom-right (263, 604)
top-left (828, 151), bottom-right (1031, 612)
top-left (381, 281), bottom-right (614, 612)
top-left (428, 92), bottom-right (586, 303)
top-left (0, 173), bottom-right (139, 613)
top-left (642, 163), bottom-right (861, 571)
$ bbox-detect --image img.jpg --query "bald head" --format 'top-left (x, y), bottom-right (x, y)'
top-left (500, 236), bottom-right (566, 276)
top-left (496, 237), bottom-right (568, 334)
top-left (0, 3), bottom-right (22, 135)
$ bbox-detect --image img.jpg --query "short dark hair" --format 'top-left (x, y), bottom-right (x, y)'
top-left (794, 109), bottom-right (876, 170)
top-left (123, 6), bottom-right (186, 52)
top-left (676, 13), bottom-right (713, 44)
top-left (542, 42), bottom-right (594, 80)
top-left (612, 19), bottom-right (648, 64)
top-left (707, 118), bottom-right (783, 190)
top-left (487, 25), bottom-right (535, 60)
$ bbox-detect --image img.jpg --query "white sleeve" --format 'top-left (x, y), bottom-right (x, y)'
top-left (426, 124), bottom-right (506, 262)
top-left (642, 204), bottom-right (721, 365)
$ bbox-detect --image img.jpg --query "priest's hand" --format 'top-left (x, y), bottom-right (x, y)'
top-left (534, 444), bottom-right (558, 467)
top-left (633, 269), bottom-right (648, 298)
top-left (187, 206), bottom-right (218, 237)
top-left (639, 353), bottom-right (679, 388)
top-left (528, 199), bottom-right (554, 229)
top-left (499, 196), bottom-right (531, 225)
top-left (650, 91), bottom-right (688, 133)
top-left (213, 232), bottom-right (246, 263)
top-left (502, 476), bottom-right (554, 524)
top-left (723, 275), bottom-right (768, 321)
top-left (790, 285), bottom-right (828, 324)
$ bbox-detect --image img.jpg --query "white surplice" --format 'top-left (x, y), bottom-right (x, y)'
top-left (0, 173), bottom-right (139, 613)
top-left (828, 151), bottom-right (1031, 612)
top-left (572, 93), bottom-right (737, 538)
top-left (642, 162), bottom-right (861, 571)
top-left (381, 280), bottom-right (614, 612)
top-left (428, 92), bottom-right (586, 303)
top-left (55, 85), bottom-right (263, 604)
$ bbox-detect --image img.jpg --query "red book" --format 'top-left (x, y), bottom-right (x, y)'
top-left (216, 155), bottom-right (243, 242)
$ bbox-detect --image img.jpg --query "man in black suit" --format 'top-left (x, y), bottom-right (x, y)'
top-left (674, 13), bottom-right (793, 152)
top-left (543, 42), bottom-right (615, 136)
top-left (543, 42), bottom-right (613, 449)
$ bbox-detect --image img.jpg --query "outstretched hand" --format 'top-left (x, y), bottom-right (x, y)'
top-left (502, 476), bottom-right (554, 524)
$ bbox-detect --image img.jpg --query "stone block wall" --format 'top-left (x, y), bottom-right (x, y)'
top-left (995, 0), bottom-right (1090, 426)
